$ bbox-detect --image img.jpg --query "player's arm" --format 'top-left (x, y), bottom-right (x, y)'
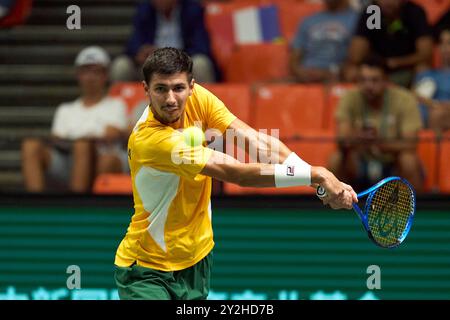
top-left (225, 118), bottom-right (292, 164)
top-left (200, 150), bottom-right (357, 209)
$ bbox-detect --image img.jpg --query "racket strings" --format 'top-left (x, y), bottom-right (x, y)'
top-left (367, 180), bottom-right (414, 247)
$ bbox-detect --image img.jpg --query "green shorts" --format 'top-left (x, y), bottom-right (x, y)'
top-left (114, 251), bottom-right (213, 300)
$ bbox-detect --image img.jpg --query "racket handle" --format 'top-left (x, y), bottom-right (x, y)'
top-left (316, 186), bottom-right (327, 198)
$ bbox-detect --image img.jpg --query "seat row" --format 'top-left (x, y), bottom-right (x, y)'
top-left (96, 82), bottom-right (450, 195)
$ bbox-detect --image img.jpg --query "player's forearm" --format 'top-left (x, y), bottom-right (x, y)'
top-left (229, 163), bottom-right (275, 187)
top-left (227, 119), bottom-right (291, 164)
top-left (237, 164), bottom-right (326, 188)
top-left (246, 130), bottom-right (291, 164)
top-left (204, 158), bottom-right (310, 188)
top-left (203, 150), bottom-right (355, 208)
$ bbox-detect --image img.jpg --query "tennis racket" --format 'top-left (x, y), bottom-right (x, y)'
top-left (316, 176), bottom-right (416, 248)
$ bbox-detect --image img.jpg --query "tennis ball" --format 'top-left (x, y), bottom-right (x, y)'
top-left (182, 126), bottom-right (205, 147)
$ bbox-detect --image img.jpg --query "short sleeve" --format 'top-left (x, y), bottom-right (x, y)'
top-left (137, 128), bottom-right (213, 180)
top-left (51, 105), bottom-right (68, 138)
top-left (103, 98), bottom-right (128, 130)
top-left (196, 86), bottom-right (237, 134)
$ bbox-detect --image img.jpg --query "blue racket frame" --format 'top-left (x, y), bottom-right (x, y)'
top-left (353, 176), bottom-right (416, 248)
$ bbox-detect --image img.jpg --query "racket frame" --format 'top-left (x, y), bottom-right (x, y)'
top-left (353, 176), bottom-right (416, 248)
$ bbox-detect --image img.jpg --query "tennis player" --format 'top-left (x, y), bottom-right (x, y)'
top-left (114, 47), bottom-right (358, 300)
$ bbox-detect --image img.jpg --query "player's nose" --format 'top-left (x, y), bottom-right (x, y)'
top-left (166, 90), bottom-right (177, 105)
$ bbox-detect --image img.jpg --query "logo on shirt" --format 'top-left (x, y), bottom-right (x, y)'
top-left (128, 148), bottom-right (132, 160)
top-left (287, 165), bottom-right (295, 176)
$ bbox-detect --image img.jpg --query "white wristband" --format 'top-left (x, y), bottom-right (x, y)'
top-left (274, 163), bottom-right (311, 187)
top-left (275, 152), bottom-right (311, 188)
top-left (283, 152), bottom-right (310, 168)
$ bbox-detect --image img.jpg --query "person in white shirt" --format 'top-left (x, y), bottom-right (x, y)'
top-left (21, 46), bottom-right (129, 193)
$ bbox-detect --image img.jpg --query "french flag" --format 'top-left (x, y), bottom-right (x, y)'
top-left (207, 4), bottom-right (281, 45)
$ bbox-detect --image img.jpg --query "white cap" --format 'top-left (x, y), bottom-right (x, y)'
top-left (75, 46), bottom-right (110, 67)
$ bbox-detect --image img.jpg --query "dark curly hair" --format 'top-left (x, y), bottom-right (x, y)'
top-left (142, 47), bottom-right (193, 84)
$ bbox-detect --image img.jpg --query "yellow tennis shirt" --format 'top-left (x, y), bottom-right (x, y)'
top-left (114, 84), bottom-right (236, 271)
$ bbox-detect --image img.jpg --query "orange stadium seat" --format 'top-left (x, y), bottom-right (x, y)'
top-left (223, 129), bottom-right (337, 195)
top-left (109, 82), bottom-right (146, 115)
top-left (93, 174), bottom-right (132, 195)
top-left (253, 84), bottom-right (326, 139)
top-left (325, 83), bottom-right (356, 131)
top-left (223, 43), bottom-right (289, 83)
top-left (417, 130), bottom-right (439, 192)
top-left (438, 131), bottom-right (450, 193)
top-left (278, 0), bottom-right (324, 42)
top-left (202, 83), bottom-right (252, 125)
top-left (287, 130), bottom-right (337, 168)
top-left (205, 0), bottom-right (264, 69)
top-left (410, 0), bottom-right (450, 25)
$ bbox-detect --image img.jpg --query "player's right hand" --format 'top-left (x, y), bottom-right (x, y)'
top-left (312, 167), bottom-right (357, 210)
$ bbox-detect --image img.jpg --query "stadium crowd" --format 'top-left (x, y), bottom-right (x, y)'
top-left (9, 0), bottom-right (450, 194)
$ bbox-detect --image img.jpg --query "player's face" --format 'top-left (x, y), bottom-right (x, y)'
top-left (76, 65), bottom-right (108, 96)
top-left (144, 72), bottom-right (194, 125)
top-left (440, 30), bottom-right (450, 66)
top-left (359, 65), bottom-right (386, 102)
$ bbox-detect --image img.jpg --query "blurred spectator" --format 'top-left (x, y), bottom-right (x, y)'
top-left (0, 0), bottom-right (15, 19)
top-left (0, 0), bottom-right (32, 27)
top-left (21, 46), bottom-right (129, 193)
top-left (330, 55), bottom-right (424, 192)
top-left (413, 28), bottom-right (450, 134)
top-left (349, 0), bottom-right (372, 11)
top-left (111, 0), bottom-right (216, 83)
top-left (344, 0), bottom-right (434, 88)
top-left (434, 6), bottom-right (450, 40)
top-left (290, 0), bottom-right (358, 83)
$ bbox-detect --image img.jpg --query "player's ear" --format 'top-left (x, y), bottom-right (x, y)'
top-left (189, 78), bottom-right (195, 96)
top-left (142, 80), bottom-right (149, 96)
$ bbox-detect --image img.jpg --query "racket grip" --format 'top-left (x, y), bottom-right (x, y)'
top-left (316, 186), bottom-right (327, 198)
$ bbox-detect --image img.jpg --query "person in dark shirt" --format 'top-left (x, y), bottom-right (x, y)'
top-left (344, 0), bottom-right (434, 87)
top-left (434, 7), bottom-right (450, 40)
top-left (111, 0), bottom-right (217, 83)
